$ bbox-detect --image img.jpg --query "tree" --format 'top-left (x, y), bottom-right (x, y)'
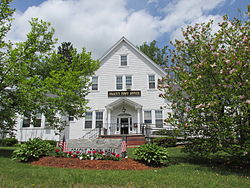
top-left (0, 0), bottom-right (99, 135)
top-left (159, 15), bottom-right (250, 162)
top-left (138, 40), bottom-right (168, 67)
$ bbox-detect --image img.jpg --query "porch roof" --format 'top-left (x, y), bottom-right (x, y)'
top-left (105, 98), bottom-right (142, 110)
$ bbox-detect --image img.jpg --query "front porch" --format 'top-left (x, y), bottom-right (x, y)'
top-left (82, 123), bottom-right (158, 139)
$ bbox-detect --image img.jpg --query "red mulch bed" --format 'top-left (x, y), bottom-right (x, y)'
top-left (31, 156), bottom-right (154, 170)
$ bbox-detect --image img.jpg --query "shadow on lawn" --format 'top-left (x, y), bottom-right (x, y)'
top-left (167, 147), bottom-right (250, 178)
top-left (0, 148), bottom-right (14, 158)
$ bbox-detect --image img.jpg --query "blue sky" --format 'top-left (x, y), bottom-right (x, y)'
top-left (8, 0), bottom-right (249, 58)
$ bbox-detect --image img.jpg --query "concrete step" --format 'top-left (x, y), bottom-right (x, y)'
top-left (99, 134), bottom-right (146, 146)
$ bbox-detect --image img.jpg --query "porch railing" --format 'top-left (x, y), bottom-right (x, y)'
top-left (82, 123), bottom-right (173, 139)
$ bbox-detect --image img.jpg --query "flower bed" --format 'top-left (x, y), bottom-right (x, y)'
top-left (31, 156), bottom-right (153, 170)
top-left (54, 148), bottom-right (122, 161)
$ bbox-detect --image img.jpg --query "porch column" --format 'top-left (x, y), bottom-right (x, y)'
top-left (136, 107), bottom-right (141, 134)
top-left (107, 108), bottom-right (111, 135)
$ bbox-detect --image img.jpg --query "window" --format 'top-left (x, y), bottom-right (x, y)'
top-left (126, 76), bottom-right (132, 87)
top-left (69, 116), bottom-right (74, 121)
top-left (85, 112), bottom-right (92, 129)
top-left (33, 114), bottom-right (42, 127)
top-left (148, 75), bottom-right (156, 89)
top-left (116, 76), bottom-right (123, 90)
top-left (144, 111), bottom-right (152, 124)
top-left (92, 76), bottom-right (98, 90)
top-left (155, 110), bottom-right (163, 128)
top-left (121, 55), bottom-right (127, 66)
top-left (22, 117), bottom-right (30, 127)
top-left (96, 111), bottom-right (103, 128)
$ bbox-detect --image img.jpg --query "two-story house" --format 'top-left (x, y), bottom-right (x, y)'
top-left (15, 37), bottom-right (171, 142)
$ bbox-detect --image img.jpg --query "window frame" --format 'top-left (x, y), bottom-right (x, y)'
top-left (120, 55), bottom-right (128, 66)
top-left (91, 76), bottom-right (98, 91)
top-left (125, 75), bottom-right (132, 87)
top-left (144, 111), bottom-right (152, 124)
top-left (33, 114), bottom-right (42, 127)
top-left (95, 111), bottom-right (103, 128)
top-left (148, 74), bottom-right (156, 89)
top-left (155, 110), bottom-right (163, 128)
top-left (116, 76), bottom-right (123, 90)
top-left (22, 117), bottom-right (31, 128)
top-left (85, 111), bottom-right (92, 129)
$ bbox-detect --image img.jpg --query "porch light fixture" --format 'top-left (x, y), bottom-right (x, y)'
top-left (122, 107), bottom-right (126, 113)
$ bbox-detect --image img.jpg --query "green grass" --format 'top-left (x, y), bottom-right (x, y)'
top-left (0, 147), bottom-right (249, 188)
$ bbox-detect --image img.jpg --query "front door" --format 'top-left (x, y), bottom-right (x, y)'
top-left (120, 118), bottom-right (129, 134)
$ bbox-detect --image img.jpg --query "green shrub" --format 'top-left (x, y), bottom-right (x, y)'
top-left (152, 137), bottom-right (177, 147)
top-left (1, 138), bottom-right (18, 146)
top-left (12, 138), bottom-right (53, 162)
top-left (133, 144), bottom-right (169, 166)
top-left (153, 129), bottom-right (183, 137)
top-left (44, 140), bottom-right (57, 147)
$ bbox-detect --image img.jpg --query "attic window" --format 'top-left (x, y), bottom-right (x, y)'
top-left (120, 55), bottom-right (127, 66)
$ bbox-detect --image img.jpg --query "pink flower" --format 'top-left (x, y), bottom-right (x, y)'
top-left (239, 95), bottom-right (245, 99)
top-left (210, 63), bottom-right (216, 68)
top-left (72, 154), bottom-right (77, 158)
top-left (76, 151), bottom-right (80, 154)
top-left (245, 100), bottom-right (250, 104)
top-left (195, 104), bottom-right (205, 109)
top-left (87, 151), bottom-right (91, 154)
top-left (68, 151), bottom-right (73, 155)
top-left (93, 151), bottom-right (97, 154)
top-left (111, 152), bottom-right (116, 156)
top-left (116, 154), bottom-right (120, 158)
top-left (55, 149), bottom-right (60, 153)
top-left (229, 69), bottom-right (236, 74)
top-left (225, 60), bottom-right (230, 64)
top-left (99, 151), bottom-right (104, 155)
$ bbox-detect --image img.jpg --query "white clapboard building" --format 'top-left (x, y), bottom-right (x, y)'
top-left (15, 37), bottom-right (171, 143)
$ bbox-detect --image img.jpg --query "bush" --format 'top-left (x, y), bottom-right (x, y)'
top-left (12, 138), bottom-right (53, 162)
top-left (1, 138), bottom-right (18, 146)
top-left (152, 137), bottom-right (177, 147)
top-left (133, 144), bottom-right (169, 166)
top-left (153, 129), bottom-right (183, 137)
top-left (44, 140), bottom-right (57, 147)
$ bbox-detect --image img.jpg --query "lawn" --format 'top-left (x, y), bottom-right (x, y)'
top-left (0, 147), bottom-right (249, 188)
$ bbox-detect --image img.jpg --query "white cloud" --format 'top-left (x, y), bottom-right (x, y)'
top-left (7, 0), bottom-right (160, 58)
top-left (147, 0), bottom-right (158, 5)
top-left (160, 0), bottom-right (225, 32)
top-left (7, 0), bottom-right (228, 58)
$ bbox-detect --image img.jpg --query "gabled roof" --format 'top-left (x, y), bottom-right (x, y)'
top-left (105, 97), bottom-right (142, 110)
top-left (99, 36), bottom-right (166, 76)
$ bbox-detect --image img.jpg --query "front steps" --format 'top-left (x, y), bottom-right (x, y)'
top-left (99, 135), bottom-right (145, 147)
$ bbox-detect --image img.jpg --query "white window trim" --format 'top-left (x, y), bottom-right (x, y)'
top-left (95, 110), bottom-right (104, 128)
top-left (116, 75), bottom-right (123, 90)
top-left (91, 76), bottom-right (99, 91)
top-left (84, 111), bottom-right (93, 129)
top-left (119, 54), bottom-right (129, 67)
top-left (155, 110), bottom-right (163, 128)
top-left (125, 75), bottom-right (133, 90)
top-left (148, 74), bottom-right (157, 90)
top-left (143, 110), bottom-right (152, 124)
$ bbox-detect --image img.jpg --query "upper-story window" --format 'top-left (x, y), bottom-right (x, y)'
top-left (116, 76), bottom-right (123, 90)
top-left (125, 76), bottom-right (132, 89)
top-left (92, 76), bottom-right (98, 90)
top-left (148, 75), bottom-right (156, 89)
top-left (120, 55), bottom-right (127, 66)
